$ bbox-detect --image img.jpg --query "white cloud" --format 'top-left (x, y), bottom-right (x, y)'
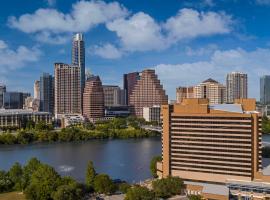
top-left (164, 9), bottom-right (232, 43)
top-left (185, 44), bottom-right (218, 56)
top-left (92, 43), bottom-right (123, 59)
top-left (8, 0), bottom-right (128, 43)
top-left (0, 40), bottom-right (41, 73)
top-left (106, 12), bottom-right (168, 52)
top-left (0, 40), bottom-right (8, 49)
top-left (153, 48), bottom-right (270, 99)
top-left (256, 0), bottom-right (270, 5)
top-left (35, 31), bottom-right (70, 45)
top-left (46, 0), bottom-right (56, 6)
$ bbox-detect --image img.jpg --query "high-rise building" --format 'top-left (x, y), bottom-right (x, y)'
top-left (54, 63), bottom-right (81, 117)
top-left (0, 85), bottom-right (6, 108)
top-left (176, 86), bottom-right (194, 104)
top-left (103, 85), bottom-right (124, 107)
top-left (226, 72), bottom-right (248, 103)
top-left (129, 69), bottom-right (168, 117)
top-left (194, 78), bottom-right (226, 104)
top-left (83, 76), bottom-right (104, 121)
top-left (72, 33), bottom-right (85, 90)
top-left (40, 73), bottom-right (54, 114)
top-left (260, 75), bottom-right (270, 105)
top-left (158, 98), bottom-right (270, 199)
top-left (34, 80), bottom-right (40, 99)
top-left (3, 92), bottom-right (27, 109)
top-left (143, 105), bottom-right (161, 124)
top-left (24, 96), bottom-right (40, 112)
top-left (123, 72), bottom-right (140, 105)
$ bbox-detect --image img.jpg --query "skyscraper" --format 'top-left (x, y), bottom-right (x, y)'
top-left (226, 71), bottom-right (248, 103)
top-left (0, 85), bottom-right (6, 108)
top-left (129, 69), bottom-right (168, 117)
top-left (103, 85), bottom-right (124, 107)
top-left (72, 33), bottom-right (85, 90)
top-left (83, 76), bottom-right (104, 121)
top-left (40, 73), bottom-right (54, 114)
top-left (54, 63), bottom-right (81, 117)
top-left (260, 75), bottom-right (270, 105)
top-left (3, 92), bottom-right (28, 109)
top-left (123, 72), bottom-right (140, 105)
top-left (194, 78), bottom-right (226, 104)
top-left (34, 80), bottom-right (40, 99)
top-left (176, 86), bottom-right (194, 104)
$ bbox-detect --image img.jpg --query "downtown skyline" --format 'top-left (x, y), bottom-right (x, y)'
top-left (1, 0), bottom-right (270, 99)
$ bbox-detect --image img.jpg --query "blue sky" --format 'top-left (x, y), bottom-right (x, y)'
top-left (1, 0), bottom-right (270, 99)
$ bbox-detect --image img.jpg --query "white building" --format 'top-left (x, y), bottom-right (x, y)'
top-left (143, 105), bottom-right (161, 124)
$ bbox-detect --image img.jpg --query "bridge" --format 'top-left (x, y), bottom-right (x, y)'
top-left (141, 125), bottom-right (162, 133)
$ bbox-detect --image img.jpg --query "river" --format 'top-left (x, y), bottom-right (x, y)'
top-left (0, 137), bottom-right (161, 183)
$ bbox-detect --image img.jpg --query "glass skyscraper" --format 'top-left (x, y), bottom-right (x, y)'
top-left (260, 75), bottom-right (270, 105)
top-left (40, 73), bottom-right (54, 114)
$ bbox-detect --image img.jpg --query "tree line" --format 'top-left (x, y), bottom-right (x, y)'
top-left (0, 117), bottom-right (160, 145)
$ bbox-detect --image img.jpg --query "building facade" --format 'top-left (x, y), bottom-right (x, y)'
top-left (0, 109), bottom-right (51, 129)
top-left (24, 97), bottom-right (40, 112)
top-left (226, 72), bottom-right (248, 103)
top-left (176, 86), bottom-right (194, 104)
top-left (83, 76), bottom-right (104, 121)
top-left (260, 75), bottom-right (270, 105)
top-left (54, 63), bottom-right (81, 117)
top-left (158, 98), bottom-right (270, 199)
top-left (72, 33), bottom-right (85, 91)
top-left (143, 105), bottom-right (161, 124)
top-left (34, 80), bottom-right (40, 99)
top-left (129, 69), bottom-right (168, 117)
top-left (40, 73), bottom-right (54, 114)
top-left (194, 78), bottom-right (226, 104)
top-left (3, 92), bottom-right (30, 109)
top-left (123, 72), bottom-right (140, 105)
top-left (103, 85), bottom-right (124, 107)
top-left (0, 85), bottom-right (6, 108)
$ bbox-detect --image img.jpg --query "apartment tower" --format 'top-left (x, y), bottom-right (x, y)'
top-left (260, 75), bottom-right (270, 105)
top-left (83, 76), bottom-right (104, 121)
top-left (54, 63), bottom-right (81, 117)
top-left (0, 85), bottom-right (6, 108)
top-left (194, 78), bottom-right (226, 104)
top-left (103, 85), bottom-right (124, 107)
top-left (176, 86), bottom-right (194, 104)
top-left (40, 73), bottom-right (54, 114)
top-left (226, 72), bottom-right (248, 103)
top-left (129, 69), bottom-right (168, 117)
top-left (72, 33), bottom-right (85, 90)
top-left (34, 80), bottom-right (40, 99)
top-left (123, 72), bottom-right (140, 105)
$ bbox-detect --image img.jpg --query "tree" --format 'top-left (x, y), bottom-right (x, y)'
top-left (22, 157), bottom-right (42, 190)
top-left (94, 174), bottom-right (116, 195)
top-left (188, 195), bottom-right (202, 200)
top-left (85, 161), bottom-right (96, 191)
top-left (0, 170), bottom-right (13, 193)
top-left (150, 156), bottom-right (162, 178)
top-left (17, 131), bottom-right (34, 144)
top-left (25, 164), bottom-right (61, 200)
top-left (52, 183), bottom-right (83, 200)
top-left (25, 120), bottom-right (35, 130)
top-left (119, 182), bottom-right (131, 193)
top-left (8, 162), bottom-right (23, 191)
top-left (125, 185), bottom-right (155, 200)
top-left (152, 176), bottom-right (184, 198)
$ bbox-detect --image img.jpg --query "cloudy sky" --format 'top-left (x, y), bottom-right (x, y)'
top-left (1, 0), bottom-right (270, 99)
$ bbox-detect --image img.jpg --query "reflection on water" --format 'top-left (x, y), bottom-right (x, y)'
top-left (0, 138), bottom-right (161, 183)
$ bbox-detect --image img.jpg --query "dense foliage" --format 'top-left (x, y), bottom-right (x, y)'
top-left (93, 174), bottom-right (116, 195)
top-left (85, 161), bottom-right (96, 191)
top-left (125, 185), bottom-right (156, 200)
top-left (0, 117), bottom-right (160, 145)
top-left (188, 195), bottom-right (203, 200)
top-left (262, 115), bottom-right (270, 134)
top-left (150, 155), bottom-right (162, 178)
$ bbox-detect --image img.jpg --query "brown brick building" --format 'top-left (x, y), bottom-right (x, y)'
top-left (129, 69), bottom-right (168, 117)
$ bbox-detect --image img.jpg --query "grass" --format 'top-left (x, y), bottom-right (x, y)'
top-left (0, 192), bottom-right (25, 200)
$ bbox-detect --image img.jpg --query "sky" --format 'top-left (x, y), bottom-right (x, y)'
top-left (1, 0), bottom-right (270, 100)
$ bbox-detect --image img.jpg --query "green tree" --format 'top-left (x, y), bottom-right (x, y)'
top-left (8, 162), bottom-right (23, 191)
top-left (25, 120), bottom-right (35, 130)
top-left (17, 131), bottom-right (34, 144)
top-left (152, 176), bottom-right (184, 198)
top-left (22, 157), bottom-right (42, 190)
top-left (125, 185), bottom-right (155, 200)
top-left (0, 170), bottom-right (13, 193)
top-left (94, 174), bottom-right (116, 195)
top-left (150, 156), bottom-right (162, 178)
top-left (85, 161), bottom-right (96, 191)
top-left (188, 195), bottom-right (202, 200)
top-left (25, 164), bottom-right (61, 200)
top-left (119, 182), bottom-right (131, 193)
top-left (52, 183), bottom-right (83, 200)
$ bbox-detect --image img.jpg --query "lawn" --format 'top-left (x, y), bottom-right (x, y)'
top-left (0, 192), bottom-right (25, 200)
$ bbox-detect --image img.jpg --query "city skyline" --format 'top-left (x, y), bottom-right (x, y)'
top-left (1, 0), bottom-right (270, 99)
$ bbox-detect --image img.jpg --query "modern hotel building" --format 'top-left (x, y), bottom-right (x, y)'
top-left (158, 98), bottom-right (270, 199)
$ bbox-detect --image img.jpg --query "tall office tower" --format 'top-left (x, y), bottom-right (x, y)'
top-left (176, 86), bottom-right (194, 103)
top-left (72, 33), bottom-right (85, 90)
top-left (129, 69), bottom-right (168, 117)
top-left (83, 76), bottom-right (104, 121)
top-left (54, 63), bottom-right (81, 117)
top-left (40, 73), bottom-right (54, 113)
top-left (34, 80), bottom-right (40, 99)
top-left (194, 78), bottom-right (226, 104)
top-left (158, 98), bottom-right (270, 199)
top-left (3, 92), bottom-right (25, 109)
top-left (226, 71), bottom-right (248, 103)
top-left (123, 72), bottom-right (140, 105)
top-left (103, 85), bottom-right (123, 107)
top-left (260, 75), bottom-right (270, 105)
top-left (0, 85), bottom-right (6, 108)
